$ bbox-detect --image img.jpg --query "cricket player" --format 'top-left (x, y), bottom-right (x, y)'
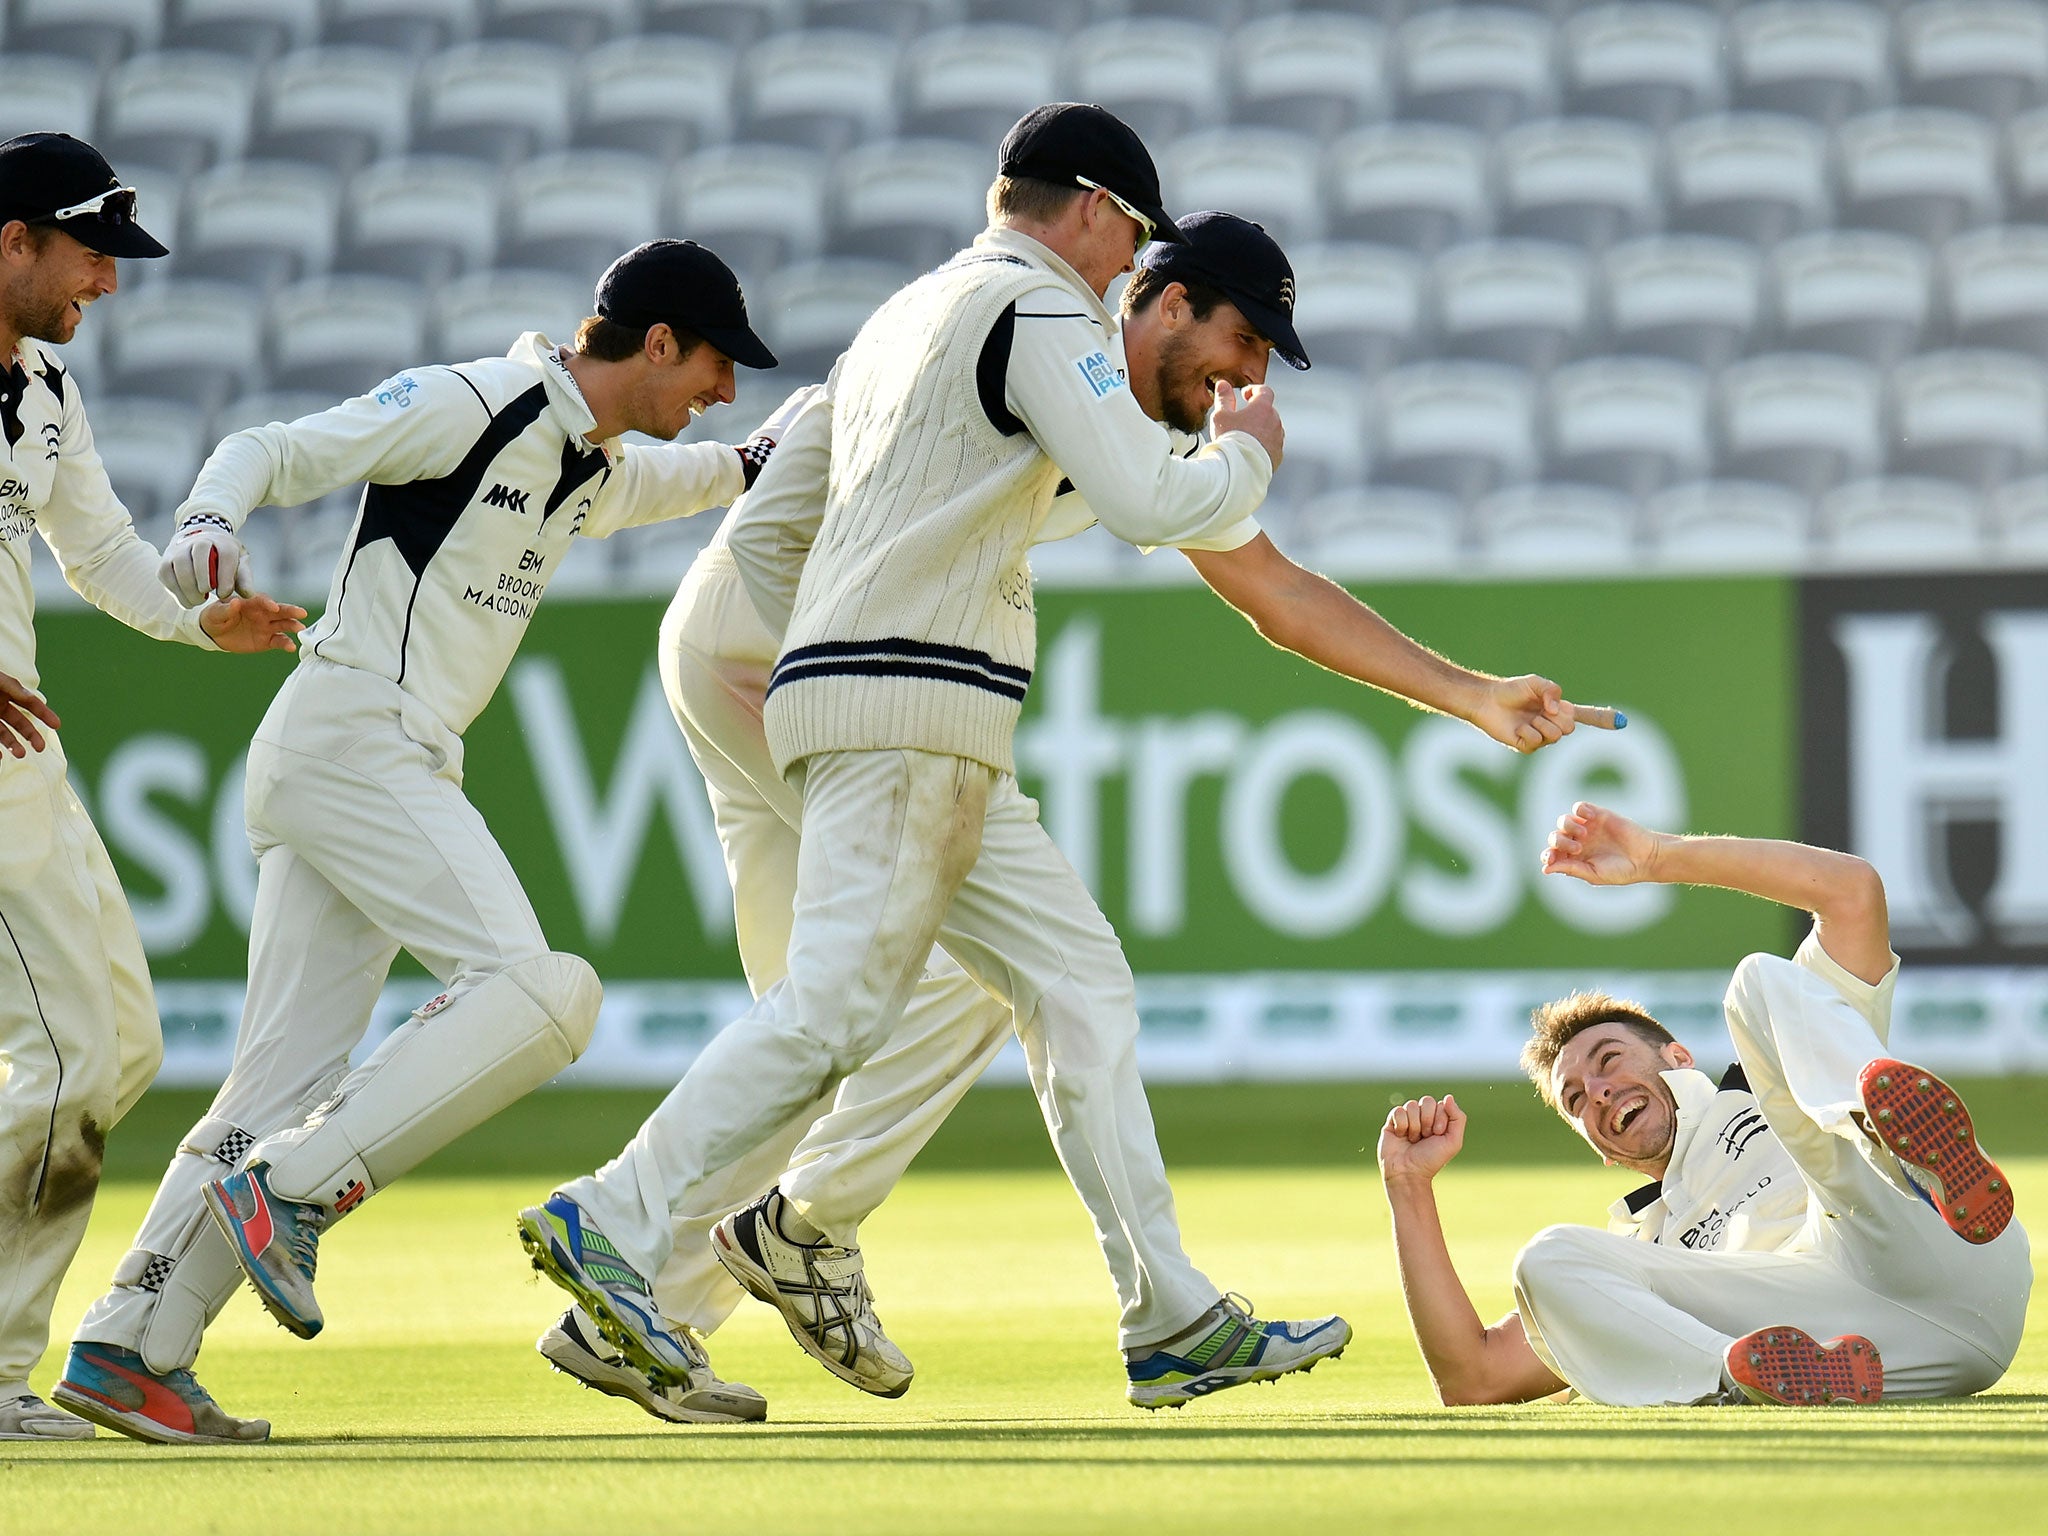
top-left (56, 240), bottom-right (796, 1445)
top-left (518, 106), bottom-right (1617, 1417)
top-left (0, 131), bottom-right (305, 1441)
top-left (1378, 801), bottom-right (2030, 1407)
top-left (535, 211), bottom-right (1628, 1426)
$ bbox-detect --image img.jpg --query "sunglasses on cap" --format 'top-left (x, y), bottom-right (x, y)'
top-left (1075, 176), bottom-right (1156, 247)
top-left (36, 185), bottom-right (138, 227)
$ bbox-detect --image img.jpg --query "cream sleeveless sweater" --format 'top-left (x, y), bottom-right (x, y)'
top-left (764, 247), bottom-right (1061, 776)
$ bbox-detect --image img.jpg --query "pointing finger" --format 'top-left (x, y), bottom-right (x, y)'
top-left (1572, 705), bottom-right (1626, 730)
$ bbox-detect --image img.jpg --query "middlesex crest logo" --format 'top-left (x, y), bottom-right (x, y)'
top-left (1277, 276), bottom-right (1296, 313)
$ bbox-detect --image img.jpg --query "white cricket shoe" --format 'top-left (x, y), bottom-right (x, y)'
top-left (538, 1307), bottom-right (766, 1424)
top-left (0, 1390), bottom-right (94, 1440)
top-left (712, 1191), bottom-right (913, 1398)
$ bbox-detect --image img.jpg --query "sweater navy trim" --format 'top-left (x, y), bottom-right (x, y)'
top-left (769, 636), bottom-right (1032, 702)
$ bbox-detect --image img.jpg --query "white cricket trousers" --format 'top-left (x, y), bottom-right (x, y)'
top-left (1513, 953), bottom-right (2032, 1405)
top-left (0, 738), bottom-right (162, 1390)
top-left (566, 552), bottom-right (1220, 1348)
top-left (75, 658), bottom-right (597, 1374)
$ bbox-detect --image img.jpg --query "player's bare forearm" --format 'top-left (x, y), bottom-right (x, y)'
top-left (1185, 536), bottom-right (1485, 719)
top-left (1545, 805), bottom-right (1893, 985)
top-left (1383, 1175), bottom-right (1563, 1406)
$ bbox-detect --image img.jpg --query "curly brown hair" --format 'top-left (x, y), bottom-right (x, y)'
top-left (1521, 992), bottom-right (1675, 1108)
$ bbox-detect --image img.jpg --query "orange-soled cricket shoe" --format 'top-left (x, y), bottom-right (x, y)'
top-left (1859, 1058), bottom-right (2013, 1244)
top-left (1724, 1326), bottom-right (1883, 1406)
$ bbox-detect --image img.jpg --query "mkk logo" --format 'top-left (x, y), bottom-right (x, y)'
top-left (483, 483), bottom-right (530, 513)
top-left (1803, 575), bottom-right (2048, 962)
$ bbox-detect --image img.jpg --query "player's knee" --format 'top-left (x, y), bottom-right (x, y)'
top-left (1724, 951), bottom-right (1793, 1014)
top-left (1512, 1223), bottom-right (1605, 1298)
top-left (502, 951), bottom-right (603, 1059)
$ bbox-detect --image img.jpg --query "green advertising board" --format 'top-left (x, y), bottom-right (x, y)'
top-left (33, 572), bottom-right (1796, 984)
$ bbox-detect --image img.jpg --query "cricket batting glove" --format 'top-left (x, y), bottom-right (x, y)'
top-left (160, 511), bottom-right (252, 606)
top-left (736, 383), bottom-right (825, 489)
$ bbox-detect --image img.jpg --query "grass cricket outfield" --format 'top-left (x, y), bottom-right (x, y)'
top-left (7, 1081), bottom-right (2045, 1535)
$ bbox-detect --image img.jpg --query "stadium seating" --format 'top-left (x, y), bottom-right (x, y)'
top-left (89, 397), bottom-right (207, 530)
top-left (16, 0), bottom-right (2047, 580)
top-left (1477, 482), bottom-right (1638, 571)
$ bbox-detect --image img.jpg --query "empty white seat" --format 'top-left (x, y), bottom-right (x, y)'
top-left (0, 56), bottom-right (101, 143)
top-left (1370, 361), bottom-right (1537, 503)
top-left (1287, 241), bottom-right (1426, 376)
top-left (1648, 479), bottom-right (1813, 569)
top-left (1232, 12), bottom-right (1388, 141)
top-left (435, 269), bottom-right (590, 360)
top-left (1546, 357), bottom-right (1711, 498)
top-left (1717, 351), bottom-right (1884, 496)
top-left (901, 25), bottom-right (1060, 146)
top-left (2004, 107), bottom-right (2048, 222)
top-left (1820, 476), bottom-right (1986, 565)
top-left (833, 139), bottom-right (989, 268)
top-left (342, 155), bottom-right (500, 285)
top-left (168, 0), bottom-right (321, 57)
top-left (764, 259), bottom-right (910, 377)
top-left (1730, 0), bottom-right (1891, 124)
top-left (416, 41), bottom-right (573, 162)
top-left (89, 398), bottom-right (208, 531)
top-left (1066, 20), bottom-right (1228, 145)
top-left (269, 277), bottom-right (429, 396)
top-left (100, 51), bottom-right (256, 175)
top-left (1944, 225), bottom-right (2048, 353)
top-left (1889, 348), bottom-right (2048, 488)
top-left (1601, 236), bottom-right (1762, 369)
top-left (326, 0), bottom-right (481, 54)
top-left (180, 161), bottom-right (342, 290)
top-left (807, 0), bottom-right (967, 41)
top-left (1478, 483), bottom-right (1639, 571)
top-left (1302, 486), bottom-right (1463, 578)
top-left (1769, 231), bottom-right (1934, 364)
top-left (743, 29), bottom-right (898, 154)
top-left (1496, 118), bottom-right (1659, 250)
top-left (255, 47), bottom-right (417, 172)
top-left (501, 152), bottom-right (662, 280)
top-left (1164, 129), bottom-right (1325, 247)
top-left (1393, 6), bottom-right (1556, 134)
top-left (641, 0), bottom-right (795, 47)
top-left (1836, 109), bottom-right (2001, 241)
top-left (1433, 239), bottom-right (1591, 371)
top-left (573, 37), bottom-right (734, 160)
top-left (102, 280), bottom-right (264, 410)
top-left (669, 145), bottom-right (830, 281)
top-left (478, 0), bottom-right (637, 51)
top-left (1989, 473), bottom-right (2048, 557)
top-left (1563, 3), bottom-right (1725, 129)
top-left (1263, 368), bottom-right (1369, 502)
top-left (9, 0), bottom-right (162, 65)
top-left (1899, 0), bottom-right (2048, 119)
top-left (1326, 124), bottom-right (1491, 253)
top-left (1666, 112), bottom-right (1831, 245)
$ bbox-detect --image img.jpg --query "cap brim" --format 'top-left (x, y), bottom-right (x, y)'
top-left (56, 217), bottom-right (167, 258)
top-left (699, 322), bottom-right (778, 371)
top-left (1226, 289), bottom-right (1310, 371)
top-left (1138, 200), bottom-right (1187, 245)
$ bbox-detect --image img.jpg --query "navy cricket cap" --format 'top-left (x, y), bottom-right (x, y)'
top-left (1138, 211), bottom-right (1309, 370)
top-left (998, 103), bottom-right (1186, 246)
top-left (0, 132), bottom-right (167, 258)
top-left (596, 239), bottom-right (778, 370)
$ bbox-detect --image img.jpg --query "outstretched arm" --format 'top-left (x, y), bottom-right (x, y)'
top-left (1183, 533), bottom-right (1621, 754)
top-left (1379, 1095), bottom-right (1567, 1405)
top-left (1541, 803), bottom-right (1892, 986)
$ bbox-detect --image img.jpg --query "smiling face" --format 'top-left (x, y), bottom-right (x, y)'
top-left (627, 326), bottom-right (736, 441)
top-left (0, 222), bottom-right (117, 348)
top-left (1548, 1023), bottom-right (1696, 1176)
top-left (1125, 283), bottom-right (1275, 434)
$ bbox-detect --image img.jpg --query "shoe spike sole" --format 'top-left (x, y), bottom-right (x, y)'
top-left (515, 1215), bottom-right (691, 1390)
top-left (1859, 1058), bottom-right (2013, 1244)
top-left (1725, 1327), bottom-right (1882, 1406)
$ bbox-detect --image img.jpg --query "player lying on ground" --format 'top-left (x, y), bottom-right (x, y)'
top-left (521, 192), bottom-right (1615, 1419)
top-left (1379, 803), bottom-right (2030, 1407)
top-left (55, 241), bottom-right (802, 1446)
top-left (0, 131), bottom-right (304, 1443)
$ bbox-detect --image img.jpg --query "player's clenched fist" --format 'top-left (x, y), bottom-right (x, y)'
top-left (160, 511), bottom-right (252, 606)
top-left (1377, 1093), bottom-right (1468, 1184)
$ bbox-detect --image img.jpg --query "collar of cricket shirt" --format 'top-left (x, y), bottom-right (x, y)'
top-left (973, 226), bottom-right (1118, 336)
top-left (508, 330), bottom-right (609, 455)
top-left (1606, 1067), bottom-right (1725, 1228)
